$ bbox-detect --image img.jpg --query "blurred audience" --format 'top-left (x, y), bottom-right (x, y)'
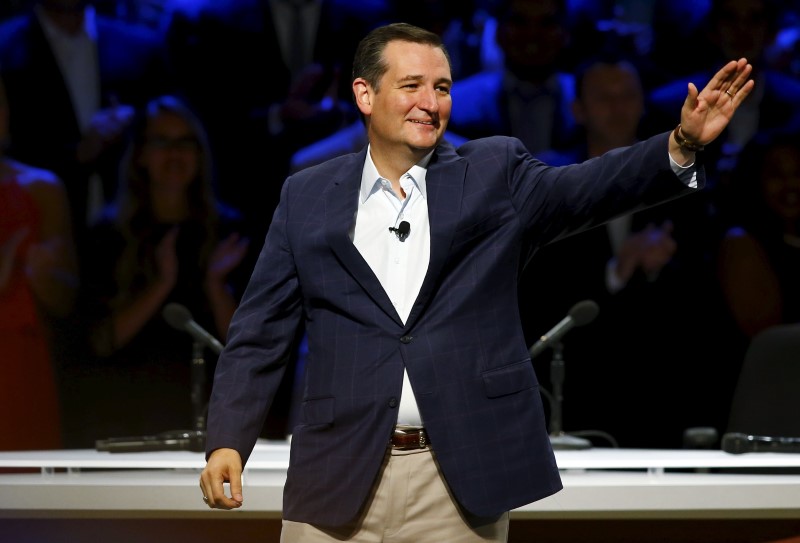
top-left (163, 0), bottom-right (390, 236)
top-left (566, 0), bottom-right (715, 90)
top-left (0, 0), bottom-right (173, 249)
top-left (523, 55), bottom-right (734, 448)
top-left (716, 131), bottom-right (800, 342)
top-left (0, 0), bottom-right (797, 451)
top-left (645, 0), bottom-right (800, 202)
top-left (447, 0), bottom-right (578, 155)
top-left (0, 75), bottom-right (78, 451)
top-left (68, 95), bottom-right (251, 446)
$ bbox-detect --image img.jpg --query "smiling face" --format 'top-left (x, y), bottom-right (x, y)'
top-left (140, 111), bottom-right (200, 194)
top-left (353, 40), bottom-right (452, 174)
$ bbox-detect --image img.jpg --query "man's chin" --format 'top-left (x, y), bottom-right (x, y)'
top-left (409, 134), bottom-right (444, 152)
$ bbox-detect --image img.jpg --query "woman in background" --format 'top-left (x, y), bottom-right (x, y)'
top-left (0, 75), bottom-right (78, 451)
top-left (717, 131), bottom-right (800, 341)
top-left (78, 95), bottom-right (251, 443)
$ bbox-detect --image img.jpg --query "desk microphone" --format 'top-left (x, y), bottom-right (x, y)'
top-left (529, 299), bottom-right (599, 359)
top-left (96, 430), bottom-right (205, 453)
top-left (389, 221), bottom-right (410, 241)
top-left (722, 432), bottom-right (800, 454)
top-left (163, 303), bottom-right (224, 354)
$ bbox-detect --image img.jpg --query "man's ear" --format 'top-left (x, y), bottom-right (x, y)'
top-left (353, 78), bottom-right (372, 116)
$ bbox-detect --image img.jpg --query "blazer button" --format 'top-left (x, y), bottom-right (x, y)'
top-left (400, 335), bottom-right (413, 344)
top-left (388, 397), bottom-right (398, 408)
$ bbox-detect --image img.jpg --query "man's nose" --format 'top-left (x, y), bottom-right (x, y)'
top-left (418, 86), bottom-right (439, 112)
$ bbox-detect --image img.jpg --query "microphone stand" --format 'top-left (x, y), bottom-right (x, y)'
top-left (96, 341), bottom-right (208, 453)
top-left (160, 340), bottom-right (208, 450)
top-left (547, 341), bottom-right (591, 450)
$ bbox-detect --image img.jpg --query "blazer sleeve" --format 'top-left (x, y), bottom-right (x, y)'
top-left (204, 178), bottom-right (304, 464)
top-left (508, 131), bottom-right (700, 246)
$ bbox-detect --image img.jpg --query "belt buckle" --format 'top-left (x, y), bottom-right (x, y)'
top-left (393, 426), bottom-right (427, 450)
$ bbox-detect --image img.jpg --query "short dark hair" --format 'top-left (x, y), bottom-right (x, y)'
top-left (352, 22), bottom-right (451, 92)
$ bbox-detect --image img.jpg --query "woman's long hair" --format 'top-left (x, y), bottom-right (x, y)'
top-left (110, 95), bottom-right (220, 310)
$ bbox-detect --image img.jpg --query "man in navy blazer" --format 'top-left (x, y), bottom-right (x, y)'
top-left (199, 22), bottom-right (754, 542)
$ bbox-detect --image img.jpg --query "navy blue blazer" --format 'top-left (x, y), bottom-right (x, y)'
top-left (205, 131), bottom-right (701, 526)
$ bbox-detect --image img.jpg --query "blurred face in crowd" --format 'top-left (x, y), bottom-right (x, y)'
top-left (711, 0), bottom-right (774, 62)
top-left (761, 144), bottom-right (800, 226)
top-left (496, 0), bottom-right (568, 79)
top-left (573, 61), bottom-right (644, 148)
top-left (355, 40), bottom-right (452, 163)
top-left (140, 111), bottom-right (200, 195)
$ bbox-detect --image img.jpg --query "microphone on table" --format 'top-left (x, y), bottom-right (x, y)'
top-left (95, 303), bottom-right (219, 454)
top-left (528, 299), bottom-right (600, 450)
top-left (96, 430), bottom-right (205, 453)
top-left (389, 221), bottom-right (410, 242)
top-left (722, 432), bottom-right (800, 454)
top-left (163, 302), bottom-right (224, 355)
top-left (529, 299), bottom-right (600, 359)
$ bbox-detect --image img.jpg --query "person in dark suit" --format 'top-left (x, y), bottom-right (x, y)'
top-left (0, 0), bottom-right (172, 249)
top-left (198, 22), bottom-right (754, 542)
top-left (163, 0), bottom-right (391, 237)
top-left (446, 0), bottom-right (579, 155)
top-left (644, 0), bottom-right (800, 209)
top-left (525, 55), bottom-right (737, 449)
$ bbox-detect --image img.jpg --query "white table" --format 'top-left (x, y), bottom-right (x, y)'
top-left (2, 444), bottom-right (799, 542)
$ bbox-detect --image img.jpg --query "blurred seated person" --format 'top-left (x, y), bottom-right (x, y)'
top-left (523, 55), bottom-right (733, 448)
top-left (716, 131), bottom-right (800, 342)
top-left (446, 0), bottom-right (578, 155)
top-left (163, 0), bottom-right (391, 230)
top-left (645, 0), bottom-right (800, 202)
top-left (0, 0), bottom-right (173, 248)
top-left (0, 75), bottom-right (78, 451)
top-left (75, 95), bottom-right (252, 445)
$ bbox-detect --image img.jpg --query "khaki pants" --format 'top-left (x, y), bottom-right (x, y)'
top-left (281, 447), bottom-right (509, 542)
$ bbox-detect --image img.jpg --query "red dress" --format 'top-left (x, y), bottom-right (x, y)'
top-left (0, 177), bottom-right (62, 450)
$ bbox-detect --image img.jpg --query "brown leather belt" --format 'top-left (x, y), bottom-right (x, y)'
top-left (391, 427), bottom-right (429, 450)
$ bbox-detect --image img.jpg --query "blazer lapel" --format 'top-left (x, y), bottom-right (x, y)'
top-left (405, 142), bottom-right (466, 330)
top-left (324, 148), bottom-right (404, 327)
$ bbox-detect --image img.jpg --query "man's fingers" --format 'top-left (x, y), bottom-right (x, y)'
top-left (229, 472), bottom-right (244, 505)
top-left (684, 81), bottom-right (699, 111)
top-left (199, 449), bottom-right (244, 509)
top-left (732, 79), bottom-right (756, 106)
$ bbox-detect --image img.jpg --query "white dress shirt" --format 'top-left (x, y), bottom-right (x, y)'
top-left (351, 146), bottom-right (432, 426)
top-left (36, 4), bottom-right (100, 133)
top-left (36, 4), bottom-right (104, 224)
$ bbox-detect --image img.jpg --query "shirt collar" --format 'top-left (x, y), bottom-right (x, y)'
top-left (360, 144), bottom-right (433, 204)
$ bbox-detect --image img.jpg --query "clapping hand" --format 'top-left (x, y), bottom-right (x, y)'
top-left (207, 233), bottom-right (250, 284)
